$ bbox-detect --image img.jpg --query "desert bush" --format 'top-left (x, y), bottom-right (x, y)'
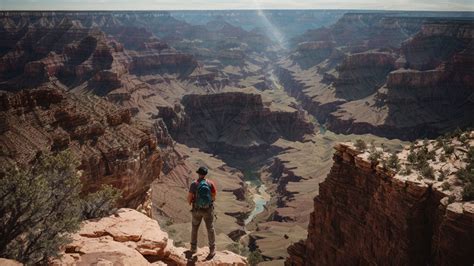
top-left (81, 184), bottom-right (122, 220)
top-left (0, 150), bottom-right (124, 264)
top-left (248, 250), bottom-right (264, 266)
top-left (0, 151), bottom-right (82, 264)
top-left (463, 183), bottom-right (474, 201)
top-left (457, 147), bottom-right (474, 200)
top-left (400, 165), bottom-right (412, 176)
top-left (443, 143), bottom-right (454, 155)
top-left (453, 127), bottom-right (463, 138)
top-left (354, 139), bottom-right (367, 151)
top-left (440, 154), bottom-right (447, 162)
top-left (227, 242), bottom-right (248, 256)
top-left (441, 181), bottom-right (451, 191)
top-left (407, 150), bottom-right (417, 164)
top-left (386, 153), bottom-right (400, 171)
top-left (435, 137), bottom-right (444, 148)
top-left (459, 134), bottom-right (468, 145)
top-left (438, 170), bottom-right (447, 181)
top-left (368, 150), bottom-right (382, 163)
top-left (420, 163), bottom-right (435, 179)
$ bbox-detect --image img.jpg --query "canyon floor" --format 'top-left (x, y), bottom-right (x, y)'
top-left (0, 10), bottom-right (472, 265)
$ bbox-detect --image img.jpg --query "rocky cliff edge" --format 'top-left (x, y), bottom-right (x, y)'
top-left (51, 208), bottom-right (248, 265)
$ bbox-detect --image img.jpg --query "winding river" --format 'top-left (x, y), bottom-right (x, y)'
top-left (244, 181), bottom-right (270, 225)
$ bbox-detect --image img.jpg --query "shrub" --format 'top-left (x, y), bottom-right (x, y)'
top-left (0, 151), bottom-right (82, 264)
top-left (438, 170), bottom-right (447, 181)
top-left (453, 127), bottom-right (463, 138)
top-left (457, 147), bottom-right (474, 200)
top-left (81, 185), bottom-right (122, 220)
top-left (386, 153), bottom-right (400, 171)
top-left (407, 150), bottom-right (417, 164)
top-left (435, 137), bottom-right (444, 148)
top-left (227, 242), bottom-right (248, 256)
top-left (354, 139), bottom-right (367, 151)
top-left (448, 195), bottom-right (456, 204)
top-left (368, 150), bottom-right (382, 163)
top-left (248, 250), bottom-right (264, 266)
top-left (441, 181), bottom-right (451, 191)
top-left (420, 163), bottom-right (435, 179)
top-left (440, 154), bottom-right (447, 162)
top-left (400, 165), bottom-right (412, 176)
top-left (443, 143), bottom-right (454, 155)
top-left (459, 134), bottom-right (468, 145)
top-left (463, 183), bottom-right (474, 201)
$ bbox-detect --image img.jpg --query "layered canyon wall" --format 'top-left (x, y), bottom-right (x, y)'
top-left (278, 14), bottom-right (474, 140)
top-left (0, 86), bottom-right (162, 207)
top-left (286, 139), bottom-right (474, 265)
top-left (162, 91), bottom-right (314, 154)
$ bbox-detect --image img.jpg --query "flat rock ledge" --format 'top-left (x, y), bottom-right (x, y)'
top-left (50, 208), bottom-right (248, 265)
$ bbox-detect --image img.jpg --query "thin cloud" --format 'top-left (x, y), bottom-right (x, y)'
top-left (1, 0), bottom-right (473, 11)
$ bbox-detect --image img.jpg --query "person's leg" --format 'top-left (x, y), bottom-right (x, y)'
top-left (191, 210), bottom-right (203, 252)
top-left (203, 207), bottom-right (216, 254)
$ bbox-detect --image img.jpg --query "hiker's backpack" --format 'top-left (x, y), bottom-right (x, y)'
top-left (195, 179), bottom-right (212, 208)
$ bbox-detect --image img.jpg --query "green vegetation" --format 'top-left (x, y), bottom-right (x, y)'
top-left (368, 149), bottom-right (382, 164)
top-left (441, 181), bottom-right (451, 191)
top-left (227, 242), bottom-right (248, 256)
top-left (436, 137), bottom-right (444, 149)
top-left (400, 165), bottom-right (412, 176)
top-left (81, 184), bottom-right (122, 219)
top-left (420, 163), bottom-right (435, 179)
top-left (248, 250), bottom-right (264, 266)
top-left (439, 154), bottom-right (447, 162)
top-left (457, 147), bottom-right (474, 200)
top-left (438, 170), bottom-right (447, 181)
top-left (406, 144), bottom-right (437, 179)
top-left (0, 151), bottom-right (82, 264)
top-left (443, 143), bottom-right (454, 155)
top-left (0, 151), bottom-right (122, 264)
top-left (354, 139), bottom-right (367, 151)
top-left (459, 134), bottom-right (468, 146)
top-left (386, 153), bottom-right (400, 171)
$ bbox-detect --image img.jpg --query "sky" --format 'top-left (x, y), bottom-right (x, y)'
top-left (1, 0), bottom-right (473, 11)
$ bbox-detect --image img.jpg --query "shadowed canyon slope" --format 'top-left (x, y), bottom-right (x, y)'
top-left (1, 10), bottom-right (473, 265)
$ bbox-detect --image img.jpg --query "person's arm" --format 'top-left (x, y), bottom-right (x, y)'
top-left (188, 182), bottom-right (196, 205)
top-left (210, 181), bottom-right (217, 201)
top-left (187, 192), bottom-right (194, 205)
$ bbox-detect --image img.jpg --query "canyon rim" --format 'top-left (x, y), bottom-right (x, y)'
top-left (0, 5), bottom-right (473, 266)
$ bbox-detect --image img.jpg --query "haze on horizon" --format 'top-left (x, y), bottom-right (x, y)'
top-left (1, 0), bottom-right (473, 12)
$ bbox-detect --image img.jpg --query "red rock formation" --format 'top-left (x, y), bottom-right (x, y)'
top-left (0, 13), bottom-right (200, 93)
top-left (402, 21), bottom-right (473, 70)
top-left (286, 142), bottom-right (474, 266)
top-left (387, 68), bottom-right (448, 88)
top-left (0, 86), bottom-right (162, 207)
top-left (129, 50), bottom-right (198, 75)
top-left (281, 15), bottom-right (474, 140)
top-left (168, 91), bottom-right (314, 154)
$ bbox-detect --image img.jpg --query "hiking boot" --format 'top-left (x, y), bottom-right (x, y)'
top-left (206, 246), bottom-right (216, 259)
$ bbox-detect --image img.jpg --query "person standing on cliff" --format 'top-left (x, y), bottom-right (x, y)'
top-left (187, 166), bottom-right (217, 258)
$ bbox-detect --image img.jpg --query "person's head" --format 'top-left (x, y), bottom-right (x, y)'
top-left (196, 166), bottom-right (208, 179)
